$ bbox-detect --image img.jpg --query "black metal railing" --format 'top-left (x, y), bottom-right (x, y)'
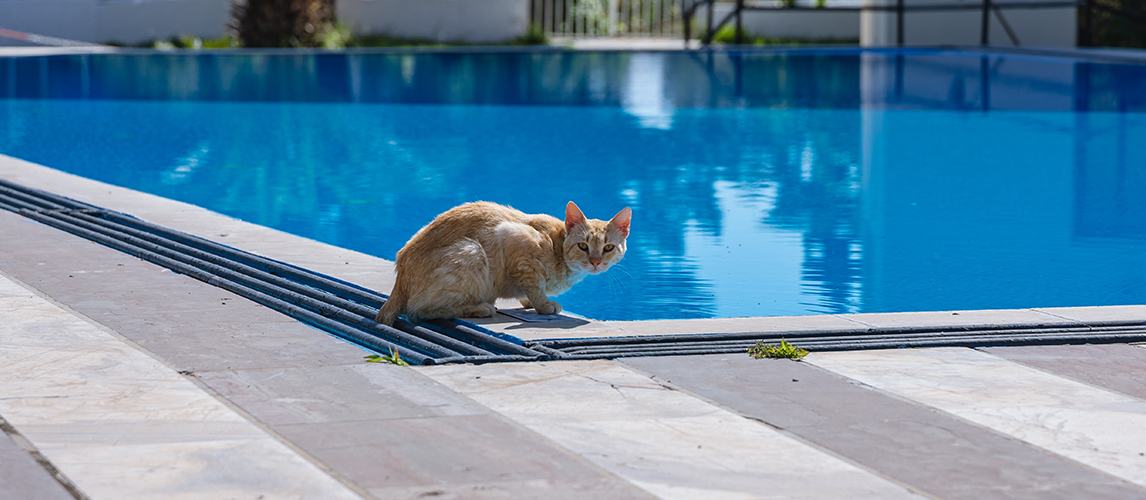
top-left (682, 0), bottom-right (1146, 48)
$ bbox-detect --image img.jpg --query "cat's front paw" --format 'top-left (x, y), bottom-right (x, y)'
top-left (519, 299), bottom-right (533, 309)
top-left (460, 303), bottom-right (496, 318)
top-left (534, 301), bottom-right (562, 315)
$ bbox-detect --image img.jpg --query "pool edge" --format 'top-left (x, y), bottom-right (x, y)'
top-left (3, 152), bottom-right (1143, 344)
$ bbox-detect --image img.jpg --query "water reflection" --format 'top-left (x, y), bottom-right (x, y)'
top-left (5, 49), bottom-right (1144, 111)
top-left (0, 50), bottom-right (1144, 319)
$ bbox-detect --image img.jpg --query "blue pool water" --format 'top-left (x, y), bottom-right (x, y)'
top-left (1, 48), bottom-right (1144, 320)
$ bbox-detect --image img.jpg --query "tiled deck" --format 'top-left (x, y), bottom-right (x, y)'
top-left (4, 153), bottom-right (1146, 499)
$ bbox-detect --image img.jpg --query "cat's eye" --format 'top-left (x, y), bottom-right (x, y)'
top-left (577, 243), bottom-right (589, 251)
top-left (603, 244), bottom-right (615, 252)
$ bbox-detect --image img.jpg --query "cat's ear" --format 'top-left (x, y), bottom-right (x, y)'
top-left (610, 207), bottom-right (632, 237)
top-left (565, 201), bottom-right (586, 233)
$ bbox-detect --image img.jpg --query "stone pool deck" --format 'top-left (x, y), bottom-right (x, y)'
top-left (4, 152), bottom-right (1146, 499)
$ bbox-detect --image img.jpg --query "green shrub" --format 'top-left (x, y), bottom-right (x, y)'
top-left (706, 25), bottom-right (857, 45)
top-left (509, 25), bottom-right (549, 46)
top-left (152, 35), bottom-right (239, 50)
top-left (345, 34), bottom-right (446, 48)
top-left (1082, 1), bottom-right (1146, 48)
top-left (748, 339), bottom-right (809, 359)
top-left (142, 24), bottom-right (550, 50)
top-left (365, 349), bottom-right (410, 366)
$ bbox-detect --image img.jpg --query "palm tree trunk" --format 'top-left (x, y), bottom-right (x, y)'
top-left (231, 0), bottom-right (335, 48)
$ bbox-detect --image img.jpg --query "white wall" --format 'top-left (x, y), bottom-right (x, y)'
top-left (0, 0), bottom-right (230, 46)
top-left (0, 0), bottom-right (530, 46)
top-left (0, 0), bottom-right (100, 45)
top-left (98, 0), bottom-right (232, 45)
top-left (339, 0), bottom-right (530, 43)
top-left (861, 0), bottom-right (1076, 47)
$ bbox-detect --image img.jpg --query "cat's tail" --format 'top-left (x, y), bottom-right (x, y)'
top-left (375, 289), bottom-right (406, 326)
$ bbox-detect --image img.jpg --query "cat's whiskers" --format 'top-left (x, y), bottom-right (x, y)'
top-left (610, 263), bottom-right (635, 279)
top-left (603, 266), bottom-right (628, 300)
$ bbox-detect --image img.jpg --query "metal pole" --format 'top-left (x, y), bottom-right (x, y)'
top-left (895, 54), bottom-right (904, 98)
top-left (1074, 60), bottom-right (1091, 111)
top-left (735, 0), bottom-right (744, 44)
top-left (980, 56), bottom-right (990, 111)
top-left (981, 0), bottom-right (990, 45)
top-left (896, 0), bottom-right (905, 45)
top-left (683, 0), bottom-right (692, 46)
top-left (706, 0), bottom-right (714, 43)
top-left (1081, 0), bottom-right (1093, 47)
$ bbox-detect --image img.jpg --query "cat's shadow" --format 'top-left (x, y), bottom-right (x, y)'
top-left (471, 307), bottom-right (591, 330)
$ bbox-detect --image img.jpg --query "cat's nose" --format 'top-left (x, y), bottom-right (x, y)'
top-left (589, 258), bottom-right (601, 266)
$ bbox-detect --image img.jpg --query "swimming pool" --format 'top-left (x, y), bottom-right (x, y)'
top-left (1, 48), bottom-right (1144, 320)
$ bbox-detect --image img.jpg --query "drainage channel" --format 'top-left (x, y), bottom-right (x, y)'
top-left (526, 321), bottom-right (1146, 360)
top-left (0, 179), bottom-right (544, 365)
top-left (4, 178), bottom-right (1146, 364)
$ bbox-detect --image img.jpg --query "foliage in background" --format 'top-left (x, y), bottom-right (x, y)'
top-left (748, 339), bottom-right (809, 359)
top-left (230, 0), bottom-right (336, 48)
top-left (321, 24), bottom-right (354, 49)
top-left (1081, 0), bottom-right (1146, 48)
top-left (154, 34), bottom-right (241, 50)
top-left (512, 25), bottom-right (550, 46)
top-left (706, 25), bottom-right (857, 45)
top-left (567, 0), bottom-right (612, 34)
top-left (341, 24), bottom-right (548, 48)
top-left (153, 24), bottom-right (548, 49)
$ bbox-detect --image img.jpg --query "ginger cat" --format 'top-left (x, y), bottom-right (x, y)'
top-left (375, 201), bottom-right (631, 325)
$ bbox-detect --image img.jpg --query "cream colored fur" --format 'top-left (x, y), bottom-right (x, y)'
top-left (375, 201), bottom-right (631, 325)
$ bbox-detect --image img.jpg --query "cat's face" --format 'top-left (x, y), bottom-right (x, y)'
top-left (563, 202), bottom-right (631, 275)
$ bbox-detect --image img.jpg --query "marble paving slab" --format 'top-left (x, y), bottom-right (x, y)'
top-left (622, 354), bottom-right (1146, 500)
top-left (0, 415), bottom-right (75, 500)
top-left (420, 360), bottom-right (927, 499)
top-left (0, 272), bottom-right (363, 500)
top-left (807, 347), bottom-right (1146, 490)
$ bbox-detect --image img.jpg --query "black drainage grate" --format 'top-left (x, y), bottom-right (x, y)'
top-left (5, 178), bottom-right (1146, 365)
top-left (0, 179), bottom-right (546, 365)
top-left (526, 321), bottom-right (1146, 360)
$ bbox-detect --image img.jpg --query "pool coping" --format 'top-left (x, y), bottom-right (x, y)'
top-left (3, 152), bottom-right (1144, 345)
